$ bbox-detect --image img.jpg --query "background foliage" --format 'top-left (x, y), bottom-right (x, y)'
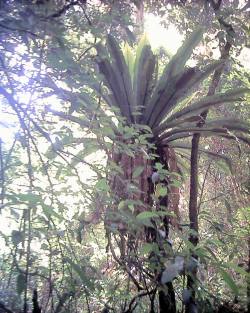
top-left (0, 1), bottom-right (249, 313)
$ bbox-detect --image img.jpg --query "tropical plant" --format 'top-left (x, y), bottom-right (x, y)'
top-left (92, 28), bottom-right (249, 312)
top-left (97, 30), bottom-right (249, 145)
top-left (0, 1), bottom-right (249, 310)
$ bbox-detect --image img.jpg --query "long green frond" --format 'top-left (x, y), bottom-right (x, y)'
top-left (152, 60), bottom-right (225, 127)
top-left (134, 44), bottom-right (156, 122)
top-left (162, 88), bottom-right (249, 125)
top-left (144, 28), bottom-right (204, 126)
top-left (107, 35), bottom-right (135, 123)
top-left (171, 144), bottom-right (233, 173)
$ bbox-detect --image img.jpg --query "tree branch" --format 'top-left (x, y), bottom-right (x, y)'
top-left (0, 301), bottom-right (14, 313)
top-left (123, 289), bottom-right (156, 313)
top-left (107, 233), bottom-right (143, 291)
top-left (0, 23), bottom-right (39, 37)
top-left (46, 0), bottom-right (85, 19)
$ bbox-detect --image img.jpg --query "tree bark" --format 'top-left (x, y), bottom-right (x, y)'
top-left (155, 145), bottom-right (177, 313)
top-left (247, 237), bottom-right (250, 313)
top-left (32, 289), bottom-right (41, 313)
top-left (159, 283), bottom-right (176, 313)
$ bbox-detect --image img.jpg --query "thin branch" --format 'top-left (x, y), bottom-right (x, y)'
top-left (0, 86), bottom-right (51, 141)
top-left (0, 301), bottom-right (14, 313)
top-left (107, 233), bottom-right (143, 291)
top-left (46, 0), bottom-right (83, 19)
top-left (197, 161), bottom-right (212, 212)
top-left (0, 23), bottom-right (39, 37)
top-left (0, 139), bottom-right (4, 208)
top-left (123, 289), bottom-right (156, 313)
top-left (23, 132), bottom-right (34, 313)
top-left (79, 3), bottom-right (92, 26)
top-left (77, 42), bottom-right (96, 61)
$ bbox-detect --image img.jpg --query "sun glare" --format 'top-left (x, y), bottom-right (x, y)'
top-left (145, 13), bottom-right (183, 53)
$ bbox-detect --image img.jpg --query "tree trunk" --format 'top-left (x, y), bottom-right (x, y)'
top-left (247, 237), bottom-right (250, 313)
top-left (107, 141), bottom-right (178, 312)
top-left (159, 283), bottom-right (176, 313)
top-left (134, 0), bottom-right (144, 36)
top-left (155, 145), bottom-right (177, 313)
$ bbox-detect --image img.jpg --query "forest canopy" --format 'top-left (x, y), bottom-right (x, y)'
top-left (0, 1), bottom-right (249, 313)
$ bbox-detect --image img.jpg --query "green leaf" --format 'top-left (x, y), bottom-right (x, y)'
top-left (132, 166), bottom-right (144, 179)
top-left (102, 126), bottom-right (116, 137)
top-left (154, 116), bottom-right (202, 134)
top-left (216, 159), bottom-right (232, 175)
top-left (171, 27), bottom-right (204, 76)
top-left (134, 44), bottom-right (155, 121)
top-left (219, 269), bottom-right (239, 295)
top-left (135, 34), bottom-right (150, 63)
top-left (163, 88), bottom-right (250, 126)
top-left (41, 243), bottom-right (49, 250)
top-left (171, 144), bottom-right (233, 173)
top-left (123, 42), bottom-right (135, 81)
top-left (66, 258), bottom-right (94, 290)
top-left (42, 204), bottom-right (63, 221)
top-left (157, 210), bottom-right (175, 217)
top-left (11, 230), bottom-right (24, 245)
top-left (107, 35), bottom-right (135, 122)
top-left (13, 193), bottom-right (41, 204)
top-left (226, 262), bottom-right (250, 277)
top-left (194, 247), bottom-right (210, 259)
top-left (138, 219), bottom-right (155, 228)
top-left (16, 273), bottom-right (26, 295)
top-left (152, 60), bottom-right (224, 127)
top-left (136, 211), bottom-right (159, 220)
top-left (160, 127), bottom-right (230, 143)
top-left (156, 185), bottom-right (168, 197)
top-left (170, 180), bottom-right (182, 188)
top-left (97, 52), bottom-right (131, 119)
top-left (48, 109), bottom-right (90, 129)
top-left (163, 130), bottom-right (250, 145)
top-left (95, 178), bottom-right (110, 192)
top-left (144, 28), bottom-right (204, 126)
top-left (205, 118), bottom-right (250, 133)
top-left (140, 242), bottom-right (157, 255)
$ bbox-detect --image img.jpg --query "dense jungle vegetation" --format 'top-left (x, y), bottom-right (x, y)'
top-left (0, 1), bottom-right (249, 312)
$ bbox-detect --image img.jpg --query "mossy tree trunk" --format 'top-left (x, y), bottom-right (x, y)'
top-left (107, 140), bottom-right (179, 312)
